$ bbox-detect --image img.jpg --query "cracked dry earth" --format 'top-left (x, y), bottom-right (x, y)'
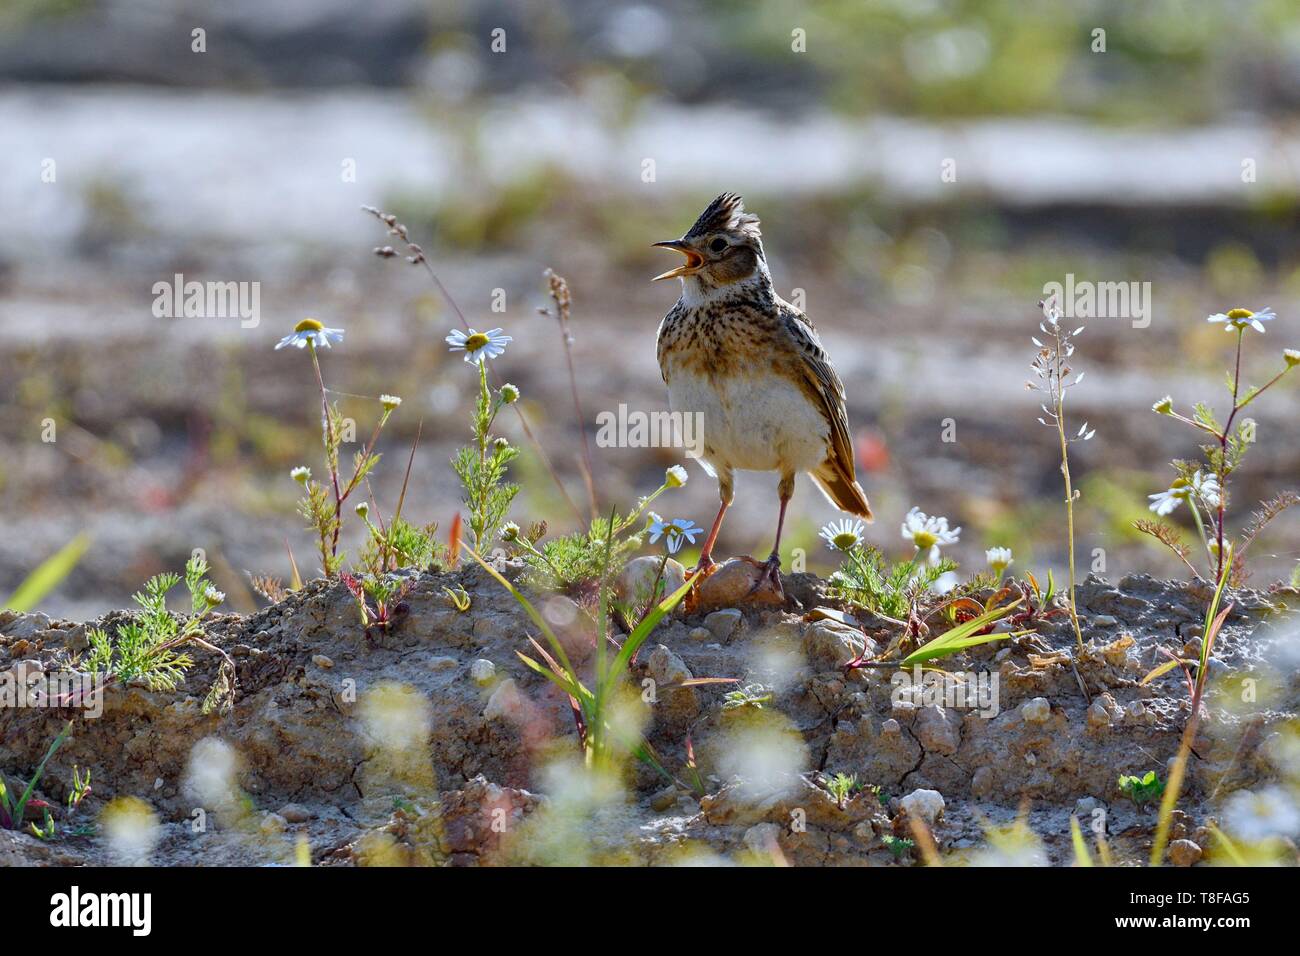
top-left (1, 560), bottom-right (1298, 866)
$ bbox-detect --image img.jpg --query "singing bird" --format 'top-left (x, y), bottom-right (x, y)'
top-left (653, 192), bottom-right (872, 598)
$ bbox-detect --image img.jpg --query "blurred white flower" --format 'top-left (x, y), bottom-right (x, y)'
top-left (901, 507), bottom-right (960, 565)
top-left (985, 547), bottom-right (1013, 576)
top-left (931, 570), bottom-right (960, 594)
top-left (1148, 471), bottom-right (1220, 515)
top-left (1223, 786), bottom-right (1300, 843)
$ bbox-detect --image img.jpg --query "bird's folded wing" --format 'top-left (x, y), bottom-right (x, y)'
top-left (781, 309), bottom-right (858, 481)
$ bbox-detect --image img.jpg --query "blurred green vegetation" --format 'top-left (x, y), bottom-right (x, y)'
top-left (712, 0), bottom-right (1300, 123)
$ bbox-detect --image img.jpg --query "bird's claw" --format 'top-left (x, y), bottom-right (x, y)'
top-left (746, 554), bottom-right (785, 602)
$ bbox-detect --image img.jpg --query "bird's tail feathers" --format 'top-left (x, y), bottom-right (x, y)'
top-left (810, 459), bottom-right (873, 521)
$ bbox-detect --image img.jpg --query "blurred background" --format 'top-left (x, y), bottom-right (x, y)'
top-left (2, 0), bottom-right (1299, 618)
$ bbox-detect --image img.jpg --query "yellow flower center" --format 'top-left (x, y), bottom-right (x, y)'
top-left (832, 532), bottom-right (859, 550)
top-left (464, 332), bottom-right (491, 351)
top-left (295, 318), bottom-right (324, 333)
top-left (1226, 308), bottom-right (1253, 320)
top-left (912, 530), bottom-right (937, 551)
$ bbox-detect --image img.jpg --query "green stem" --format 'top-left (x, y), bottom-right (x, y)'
top-left (1054, 341), bottom-right (1085, 652)
top-left (1188, 499), bottom-right (1212, 567)
top-left (309, 343), bottom-right (345, 569)
top-left (1213, 329), bottom-right (1244, 580)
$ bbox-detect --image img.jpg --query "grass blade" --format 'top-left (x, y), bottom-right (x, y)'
top-left (4, 534), bottom-right (90, 613)
top-left (900, 600), bottom-right (1021, 666)
top-left (11, 721), bottom-right (73, 824)
top-left (1069, 815), bottom-right (1094, 867)
top-left (611, 575), bottom-right (694, 677)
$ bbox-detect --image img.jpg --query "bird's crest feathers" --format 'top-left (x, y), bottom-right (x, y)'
top-left (684, 192), bottom-right (762, 241)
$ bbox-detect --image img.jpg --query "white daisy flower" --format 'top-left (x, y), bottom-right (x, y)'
top-left (820, 518), bottom-right (866, 552)
top-left (901, 507), bottom-right (960, 565)
top-left (1188, 471), bottom-right (1221, 507)
top-left (986, 547), bottom-right (1013, 576)
top-left (648, 516), bottom-right (702, 554)
top-left (1207, 307), bottom-right (1275, 334)
top-left (664, 465), bottom-right (689, 489)
top-left (290, 466), bottom-right (312, 485)
top-left (1285, 349), bottom-right (1300, 368)
top-left (446, 327), bottom-right (512, 364)
top-left (276, 318), bottom-right (344, 350)
top-left (380, 394), bottom-right (402, 411)
top-left (1147, 486), bottom-right (1182, 516)
top-left (1148, 471), bottom-right (1220, 515)
top-left (1152, 395), bottom-right (1174, 415)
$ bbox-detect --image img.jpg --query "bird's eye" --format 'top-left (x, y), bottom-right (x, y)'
top-left (709, 237), bottom-right (727, 253)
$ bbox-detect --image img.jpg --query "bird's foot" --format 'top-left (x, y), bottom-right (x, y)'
top-left (745, 553), bottom-right (785, 603)
top-left (688, 553), bottom-right (719, 580)
top-left (682, 553), bottom-right (719, 615)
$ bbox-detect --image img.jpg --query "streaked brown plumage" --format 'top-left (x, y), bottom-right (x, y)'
top-left (653, 193), bottom-right (872, 597)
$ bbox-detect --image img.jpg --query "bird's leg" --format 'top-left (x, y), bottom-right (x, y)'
top-left (749, 475), bottom-right (792, 600)
top-left (690, 472), bottom-right (733, 582)
top-left (691, 498), bottom-right (729, 578)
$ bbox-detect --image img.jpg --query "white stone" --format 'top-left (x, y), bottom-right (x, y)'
top-left (469, 659), bottom-right (496, 685)
top-left (1021, 697), bottom-right (1051, 723)
top-left (484, 679), bottom-right (524, 721)
top-left (899, 789), bottom-right (945, 829)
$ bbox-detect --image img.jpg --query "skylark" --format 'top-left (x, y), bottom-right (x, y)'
top-left (653, 192), bottom-right (873, 599)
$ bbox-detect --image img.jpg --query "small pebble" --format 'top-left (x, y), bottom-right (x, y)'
top-left (1169, 839), bottom-right (1203, 867)
top-left (1087, 696), bottom-right (1114, 728)
top-left (427, 656), bottom-right (458, 671)
top-left (259, 813), bottom-right (287, 835)
top-left (470, 659), bottom-right (496, 685)
top-left (881, 718), bottom-right (901, 736)
top-left (703, 608), bottom-right (743, 641)
top-left (1021, 697), bottom-right (1051, 723)
top-left (1091, 615), bottom-right (1118, 627)
top-left (650, 786), bottom-right (678, 812)
top-left (279, 803), bottom-right (314, 823)
top-left (312, 654), bottom-right (334, 669)
top-left (688, 627), bottom-right (712, 642)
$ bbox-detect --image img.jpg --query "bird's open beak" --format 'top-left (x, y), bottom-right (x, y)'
top-left (651, 240), bottom-right (704, 281)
